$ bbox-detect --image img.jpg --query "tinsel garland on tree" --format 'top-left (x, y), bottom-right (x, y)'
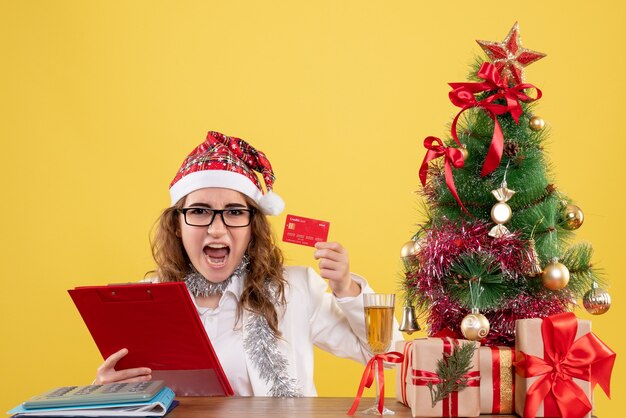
top-left (402, 221), bottom-right (572, 345)
top-left (402, 23), bottom-right (608, 346)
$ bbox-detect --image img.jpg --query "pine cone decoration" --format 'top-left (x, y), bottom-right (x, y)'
top-left (503, 142), bottom-right (520, 157)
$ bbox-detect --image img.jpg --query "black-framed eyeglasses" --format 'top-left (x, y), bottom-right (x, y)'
top-left (178, 207), bottom-right (255, 228)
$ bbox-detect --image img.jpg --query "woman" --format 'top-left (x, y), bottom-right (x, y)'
top-left (94, 131), bottom-right (399, 396)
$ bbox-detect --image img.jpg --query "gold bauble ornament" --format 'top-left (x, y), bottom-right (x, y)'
top-left (562, 204), bottom-right (584, 230)
top-left (400, 240), bottom-right (423, 259)
top-left (583, 283), bottom-right (611, 315)
top-left (541, 260), bottom-right (570, 290)
top-left (491, 202), bottom-right (512, 224)
top-left (529, 115), bottom-right (545, 131)
top-left (400, 240), bottom-right (415, 259)
top-left (460, 311), bottom-right (490, 341)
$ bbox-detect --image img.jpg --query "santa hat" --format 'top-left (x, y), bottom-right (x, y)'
top-left (169, 131), bottom-right (285, 215)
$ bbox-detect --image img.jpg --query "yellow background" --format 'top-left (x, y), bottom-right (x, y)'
top-left (1, 1), bottom-right (624, 415)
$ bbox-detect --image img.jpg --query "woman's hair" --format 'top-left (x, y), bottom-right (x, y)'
top-left (149, 194), bottom-right (287, 337)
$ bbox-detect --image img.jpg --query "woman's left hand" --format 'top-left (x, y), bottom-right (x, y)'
top-left (314, 241), bottom-right (360, 298)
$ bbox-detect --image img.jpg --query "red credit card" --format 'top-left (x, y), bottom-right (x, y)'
top-left (282, 214), bottom-right (330, 247)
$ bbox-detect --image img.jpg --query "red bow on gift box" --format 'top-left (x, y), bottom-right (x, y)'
top-left (515, 312), bottom-right (615, 418)
top-left (449, 62), bottom-right (541, 177)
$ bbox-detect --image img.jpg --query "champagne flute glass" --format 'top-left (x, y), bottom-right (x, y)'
top-left (362, 293), bottom-right (395, 415)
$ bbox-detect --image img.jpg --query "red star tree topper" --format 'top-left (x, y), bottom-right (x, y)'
top-left (476, 22), bottom-right (546, 85)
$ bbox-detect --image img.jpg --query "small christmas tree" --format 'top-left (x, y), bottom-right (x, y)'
top-left (401, 22), bottom-right (611, 346)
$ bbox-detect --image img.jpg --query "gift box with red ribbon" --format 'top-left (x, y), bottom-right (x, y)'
top-left (479, 346), bottom-right (515, 414)
top-left (395, 338), bottom-right (481, 417)
top-left (514, 312), bottom-right (615, 418)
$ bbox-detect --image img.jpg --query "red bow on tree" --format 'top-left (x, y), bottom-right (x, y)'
top-left (448, 62), bottom-right (542, 177)
top-left (419, 136), bottom-right (469, 215)
top-left (515, 312), bottom-right (615, 418)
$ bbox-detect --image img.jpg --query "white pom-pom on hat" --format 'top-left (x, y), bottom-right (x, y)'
top-left (259, 190), bottom-right (285, 216)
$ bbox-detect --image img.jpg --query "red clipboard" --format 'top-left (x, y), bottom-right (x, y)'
top-left (68, 281), bottom-right (233, 397)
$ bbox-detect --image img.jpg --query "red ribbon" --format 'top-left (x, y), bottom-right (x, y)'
top-left (432, 328), bottom-right (463, 339)
top-left (487, 346), bottom-right (515, 414)
top-left (448, 62), bottom-right (542, 177)
top-left (515, 312), bottom-right (616, 418)
top-left (347, 351), bottom-right (404, 415)
top-left (400, 342), bottom-right (414, 406)
top-left (411, 370), bottom-right (481, 417)
top-left (490, 347), bottom-right (502, 414)
top-left (419, 136), bottom-right (469, 215)
top-left (412, 369), bottom-right (480, 385)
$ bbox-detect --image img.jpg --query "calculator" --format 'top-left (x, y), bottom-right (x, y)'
top-left (22, 380), bottom-right (165, 409)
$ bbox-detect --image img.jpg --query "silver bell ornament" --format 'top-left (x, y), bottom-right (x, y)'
top-left (399, 304), bottom-right (421, 334)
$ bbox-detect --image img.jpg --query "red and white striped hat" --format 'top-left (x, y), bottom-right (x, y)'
top-left (169, 131), bottom-right (285, 215)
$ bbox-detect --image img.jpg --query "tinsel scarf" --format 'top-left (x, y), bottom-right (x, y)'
top-left (183, 257), bottom-right (301, 397)
top-left (183, 256), bottom-right (249, 297)
top-left (244, 302), bottom-right (301, 397)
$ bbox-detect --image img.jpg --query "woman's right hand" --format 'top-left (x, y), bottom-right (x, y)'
top-left (94, 348), bottom-right (152, 384)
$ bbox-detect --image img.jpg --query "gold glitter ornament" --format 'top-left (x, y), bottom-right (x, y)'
top-left (541, 259), bottom-right (570, 290)
top-left (583, 282), bottom-right (611, 315)
top-left (529, 115), bottom-right (545, 131)
top-left (527, 239), bottom-right (543, 276)
top-left (489, 180), bottom-right (515, 237)
top-left (562, 204), bottom-right (584, 230)
top-left (460, 310), bottom-right (490, 341)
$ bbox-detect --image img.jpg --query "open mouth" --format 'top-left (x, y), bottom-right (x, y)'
top-left (203, 243), bottom-right (230, 266)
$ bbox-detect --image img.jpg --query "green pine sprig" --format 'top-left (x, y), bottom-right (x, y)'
top-left (446, 251), bottom-right (507, 310)
top-left (561, 242), bottom-right (605, 296)
top-left (428, 341), bottom-right (477, 408)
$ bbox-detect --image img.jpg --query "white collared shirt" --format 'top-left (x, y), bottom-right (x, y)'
top-left (190, 273), bottom-right (254, 396)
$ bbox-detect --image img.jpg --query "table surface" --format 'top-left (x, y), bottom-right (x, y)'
top-left (169, 397), bottom-right (516, 417)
